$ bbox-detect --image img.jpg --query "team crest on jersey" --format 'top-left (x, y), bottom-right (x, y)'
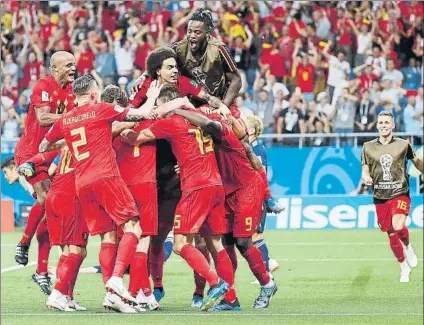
top-left (41, 91), bottom-right (50, 102)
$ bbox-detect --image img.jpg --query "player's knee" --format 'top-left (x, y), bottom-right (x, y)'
top-left (173, 235), bottom-right (188, 255)
top-left (235, 237), bottom-right (252, 255)
top-left (392, 214), bottom-right (406, 231)
top-left (36, 190), bottom-right (47, 206)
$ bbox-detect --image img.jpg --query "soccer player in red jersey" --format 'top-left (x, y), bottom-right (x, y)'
top-left (14, 52), bottom-right (77, 281)
top-left (120, 84), bottom-right (233, 311)
top-left (171, 107), bottom-right (278, 310)
top-left (39, 75), bottom-right (173, 313)
top-left (361, 111), bottom-right (423, 282)
top-left (129, 47), bottom-right (228, 111)
top-left (26, 149), bottom-right (89, 311)
top-left (102, 85), bottom-right (160, 310)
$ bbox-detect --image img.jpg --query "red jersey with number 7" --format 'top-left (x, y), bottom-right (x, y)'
top-left (45, 103), bottom-right (129, 190)
top-left (148, 115), bottom-right (222, 191)
top-left (112, 120), bottom-right (156, 186)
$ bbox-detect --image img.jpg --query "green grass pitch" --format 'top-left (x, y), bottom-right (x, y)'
top-left (1, 229), bottom-right (423, 325)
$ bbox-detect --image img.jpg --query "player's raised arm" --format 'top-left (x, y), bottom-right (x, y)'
top-left (39, 116), bottom-right (66, 153)
top-left (34, 52), bottom-right (77, 126)
top-left (120, 128), bottom-right (156, 146)
top-left (174, 108), bottom-right (223, 139)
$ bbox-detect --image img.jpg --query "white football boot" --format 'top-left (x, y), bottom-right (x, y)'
top-left (404, 244), bottom-right (418, 268)
top-left (399, 261), bottom-right (411, 283)
top-left (46, 290), bottom-right (75, 312)
top-left (103, 292), bottom-right (137, 313)
top-left (136, 290), bottom-right (160, 310)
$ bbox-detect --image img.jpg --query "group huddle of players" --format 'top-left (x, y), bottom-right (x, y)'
top-left (2, 9), bottom-right (285, 313)
top-left (3, 8), bottom-right (423, 315)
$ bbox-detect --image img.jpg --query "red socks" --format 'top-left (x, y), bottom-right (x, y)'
top-left (180, 244), bottom-right (219, 287)
top-left (129, 252), bottom-right (151, 297)
top-left (56, 255), bottom-right (68, 282)
top-left (389, 233), bottom-right (406, 263)
top-left (67, 254), bottom-right (84, 299)
top-left (225, 245), bottom-right (238, 272)
top-left (99, 242), bottom-right (117, 284)
top-left (396, 227), bottom-right (410, 247)
top-left (212, 249), bottom-right (236, 302)
top-left (194, 247), bottom-right (210, 296)
top-left (54, 253), bottom-right (83, 296)
top-left (36, 220), bottom-right (51, 274)
top-left (20, 202), bottom-right (45, 245)
top-left (112, 232), bottom-right (139, 278)
top-left (149, 243), bottom-right (165, 288)
top-left (242, 246), bottom-right (271, 286)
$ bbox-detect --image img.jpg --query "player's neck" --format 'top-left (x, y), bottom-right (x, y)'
top-left (76, 96), bottom-right (91, 107)
top-left (379, 134), bottom-right (393, 145)
top-left (248, 135), bottom-right (256, 144)
top-left (53, 75), bottom-right (69, 89)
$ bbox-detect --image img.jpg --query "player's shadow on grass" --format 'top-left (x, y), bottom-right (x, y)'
top-left (347, 266), bottom-right (373, 300)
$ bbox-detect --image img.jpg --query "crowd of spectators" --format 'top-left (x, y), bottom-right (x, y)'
top-left (1, 0), bottom-right (423, 151)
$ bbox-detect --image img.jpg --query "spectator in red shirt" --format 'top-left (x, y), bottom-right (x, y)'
top-left (292, 40), bottom-right (318, 102)
top-left (288, 12), bottom-right (307, 39)
top-left (354, 63), bottom-right (379, 91)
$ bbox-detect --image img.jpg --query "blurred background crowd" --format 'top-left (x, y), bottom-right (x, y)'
top-left (1, 0), bottom-right (423, 152)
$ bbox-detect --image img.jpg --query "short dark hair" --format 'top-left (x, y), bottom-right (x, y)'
top-left (157, 84), bottom-right (181, 103)
top-left (72, 75), bottom-right (97, 97)
top-left (101, 85), bottom-right (128, 106)
top-left (189, 8), bottom-right (214, 33)
top-left (146, 47), bottom-right (177, 80)
top-left (1, 156), bottom-right (15, 169)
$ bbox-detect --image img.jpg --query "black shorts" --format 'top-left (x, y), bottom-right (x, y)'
top-left (256, 206), bottom-right (267, 234)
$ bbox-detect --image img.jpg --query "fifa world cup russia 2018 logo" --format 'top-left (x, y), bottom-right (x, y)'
top-left (380, 154), bottom-right (394, 181)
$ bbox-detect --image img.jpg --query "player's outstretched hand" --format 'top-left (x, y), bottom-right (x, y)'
top-left (362, 176), bottom-right (373, 186)
top-left (218, 103), bottom-right (231, 117)
top-left (120, 129), bottom-right (138, 144)
top-left (130, 74), bottom-right (147, 95)
top-left (200, 106), bottom-right (214, 115)
top-left (146, 80), bottom-right (163, 99)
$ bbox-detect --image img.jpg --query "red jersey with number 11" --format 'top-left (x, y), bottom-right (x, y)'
top-left (149, 115), bottom-right (222, 191)
top-left (45, 103), bottom-right (129, 190)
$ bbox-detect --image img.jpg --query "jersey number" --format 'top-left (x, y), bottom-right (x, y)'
top-left (134, 145), bottom-right (140, 157)
top-left (245, 217), bottom-right (252, 232)
top-left (397, 200), bottom-right (408, 211)
top-left (189, 128), bottom-right (213, 155)
top-left (59, 149), bottom-right (74, 175)
top-left (70, 127), bottom-right (90, 161)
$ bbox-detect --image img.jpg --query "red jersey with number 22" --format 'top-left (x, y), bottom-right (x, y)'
top-left (113, 120), bottom-right (156, 186)
top-left (214, 121), bottom-right (257, 195)
top-left (149, 115), bottom-right (222, 191)
top-left (45, 103), bottom-right (129, 190)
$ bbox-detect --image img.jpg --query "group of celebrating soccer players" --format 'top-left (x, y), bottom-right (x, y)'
top-left (3, 9), bottom-right (284, 313)
top-left (2, 7), bottom-right (423, 314)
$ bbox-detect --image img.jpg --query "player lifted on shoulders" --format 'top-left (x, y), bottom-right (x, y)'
top-left (361, 111), bottom-right (423, 282)
top-left (39, 75), bottom-right (172, 313)
top-left (121, 85), bottom-right (234, 311)
top-left (15, 52), bottom-right (77, 273)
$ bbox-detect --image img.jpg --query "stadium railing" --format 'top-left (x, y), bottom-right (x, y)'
top-left (258, 132), bottom-right (423, 148)
top-left (1, 132), bottom-right (423, 152)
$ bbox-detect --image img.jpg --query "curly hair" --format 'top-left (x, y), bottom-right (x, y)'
top-left (246, 115), bottom-right (264, 138)
top-left (100, 85), bottom-right (128, 106)
top-left (189, 8), bottom-right (214, 33)
top-left (146, 47), bottom-right (177, 80)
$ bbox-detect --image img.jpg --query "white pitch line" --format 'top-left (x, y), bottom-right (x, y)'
top-left (1, 261), bottom-right (37, 274)
top-left (1, 312), bottom-right (422, 317)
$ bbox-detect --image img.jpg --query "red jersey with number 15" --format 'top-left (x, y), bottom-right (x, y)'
top-left (50, 148), bottom-right (77, 196)
top-left (148, 115), bottom-right (222, 191)
top-left (113, 120), bottom-right (156, 186)
top-left (214, 121), bottom-right (257, 195)
top-left (45, 103), bottom-right (129, 190)
top-left (15, 75), bottom-right (76, 161)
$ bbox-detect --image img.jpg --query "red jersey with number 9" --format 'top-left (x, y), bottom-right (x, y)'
top-left (15, 75), bottom-right (76, 162)
top-left (149, 115), bottom-right (222, 191)
top-left (112, 120), bottom-right (156, 186)
top-left (45, 103), bottom-right (129, 190)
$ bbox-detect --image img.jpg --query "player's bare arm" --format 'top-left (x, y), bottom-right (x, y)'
top-left (34, 106), bottom-right (63, 127)
top-left (39, 139), bottom-right (66, 153)
top-left (411, 156), bottom-right (424, 174)
top-left (121, 128), bottom-right (156, 146)
top-left (229, 116), bottom-right (247, 139)
top-left (223, 70), bottom-right (242, 107)
top-left (241, 138), bottom-right (263, 171)
top-left (174, 108), bottom-right (223, 139)
top-left (111, 121), bottom-right (136, 137)
top-left (362, 164), bottom-right (373, 185)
